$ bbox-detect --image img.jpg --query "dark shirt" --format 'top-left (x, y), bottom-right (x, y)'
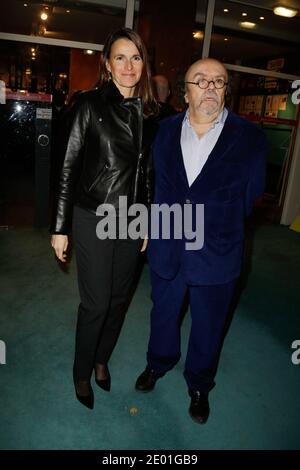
top-left (157, 101), bottom-right (177, 120)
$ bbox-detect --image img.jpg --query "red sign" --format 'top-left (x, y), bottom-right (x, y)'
top-left (5, 91), bottom-right (52, 103)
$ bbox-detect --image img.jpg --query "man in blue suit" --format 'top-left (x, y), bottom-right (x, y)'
top-left (135, 58), bottom-right (266, 424)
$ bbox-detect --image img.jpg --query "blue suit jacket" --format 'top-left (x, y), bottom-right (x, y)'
top-left (147, 109), bottom-right (266, 285)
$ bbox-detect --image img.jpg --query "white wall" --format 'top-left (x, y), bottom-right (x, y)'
top-left (281, 120), bottom-right (300, 225)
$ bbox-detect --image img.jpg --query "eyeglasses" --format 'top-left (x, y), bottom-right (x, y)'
top-left (185, 78), bottom-right (228, 89)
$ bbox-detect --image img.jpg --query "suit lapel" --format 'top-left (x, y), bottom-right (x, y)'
top-left (171, 113), bottom-right (190, 190)
top-left (189, 110), bottom-right (243, 188)
top-left (170, 110), bottom-right (243, 192)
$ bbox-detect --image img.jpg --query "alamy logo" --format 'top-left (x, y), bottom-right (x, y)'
top-left (291, 80), bottom-right (300, 105)
top-left (291, 340), bottom-right (300, 365)
top-left (0, 340), bottom-right (6, 365)
top-left (95, 197), bottom-right (205, 251)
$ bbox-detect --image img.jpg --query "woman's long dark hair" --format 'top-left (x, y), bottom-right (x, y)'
top-left (97, 28), bottom-right (158, 116)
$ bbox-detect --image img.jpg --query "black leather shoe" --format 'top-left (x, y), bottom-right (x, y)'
top-left (74, 382), bottom-right (94, 410)
top-left (95, 370), bottom-right (111, 392)
top-left (135, 366), bottom-right (162, 392)
top-left (188, 391), bottom-right (210, 424)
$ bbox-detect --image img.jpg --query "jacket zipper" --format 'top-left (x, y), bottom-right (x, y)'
top-left (133, 98), bottom-right (143, 202)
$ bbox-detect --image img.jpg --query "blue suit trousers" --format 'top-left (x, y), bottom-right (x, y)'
top-left (147, 269), bottom-right (237, 393)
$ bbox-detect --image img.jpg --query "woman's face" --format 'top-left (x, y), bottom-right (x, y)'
top-left (106, 38), bottom-right (143, 97)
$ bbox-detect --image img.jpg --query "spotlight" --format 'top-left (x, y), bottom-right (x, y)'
top-left (240, 21), bottom-right (256, 29)
top-left (273, 6), bottom-right (298, 17)
top-left (192, 31), bottom-right (204, 40)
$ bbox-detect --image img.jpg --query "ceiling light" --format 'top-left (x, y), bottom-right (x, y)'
top-left (242, 12), bottom-right (247, 16)
top-left (193, 31), bottom-right (204, 40)
top-left (223, 9), bottom-right (229, 13)
top-left (24, 3), bottom-right (28, 6)
top-left (66, 10), bottom-right (70, 13)
top-left (84, 49), bottom-right (95, 55)
top-left (259, 16), bottom-right (265, 20)
top-left (224, 38), bottom-right (229, 41)
top-left (273, 6), bottom-right (298, 17)
top-left (240, 21), bottom-right (256, 29)
top-left (41, 12), bottom-right (48, 20)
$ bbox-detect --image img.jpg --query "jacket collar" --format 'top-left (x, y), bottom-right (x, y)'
top-left (98, 80), bottom-right (124, 104)
top-left (98, 80), bottom-right (142, 107)
top-left (172, 109), bottom-right (243, 189)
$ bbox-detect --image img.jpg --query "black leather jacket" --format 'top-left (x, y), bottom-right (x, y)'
top-left (51, 81), bottom-right (158, 234)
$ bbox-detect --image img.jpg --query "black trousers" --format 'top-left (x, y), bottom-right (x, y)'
top-left (72, 205), bottom-right (142, 381)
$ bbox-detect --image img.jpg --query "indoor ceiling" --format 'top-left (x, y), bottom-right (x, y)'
top-left (0, 0), bottom-right (128, 44)
top-left (1, 1), bottom-right (300, 45)
top-left (0, 0), bottom-right (300, 74)
top-left (197, 0), bottom-right (300, 44)
top-left (194, 0), bottom-right (300, 73)
top-left (16, 0), bottom-right (127, 11)
top-left (196, 0), bottom-right (300, 48)
top-left (231, 0), bottom-right (300, 10)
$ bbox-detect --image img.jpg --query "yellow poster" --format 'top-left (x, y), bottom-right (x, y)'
top-left (239, 96), bottom-right (245, 114)
top-left (279, 95), bottom-right (287, 111)
top-left (265, 95), bottom-right (272, 116)
top-left (255, 95), bottom-right (263, 116)
top-left (271, 95), bottom-right (280, 118)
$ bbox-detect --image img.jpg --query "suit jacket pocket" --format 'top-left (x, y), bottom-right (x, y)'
top-left (208, 185), bottom-right (241, 204)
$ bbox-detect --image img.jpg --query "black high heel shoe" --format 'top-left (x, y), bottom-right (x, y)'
top-left (95, 365), bottom-right (111, 392)
top-left (74, 381), bottom-right (94, 409)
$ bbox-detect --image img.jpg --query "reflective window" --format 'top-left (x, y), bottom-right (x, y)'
top-left (210, 0), bottom-right (300, 74)
top-left (0, 40), bottom-right (70, 93)
top-left (191, 0), bottom-right (208, 62)
top-left (0, 0), bottom-right (127, 45)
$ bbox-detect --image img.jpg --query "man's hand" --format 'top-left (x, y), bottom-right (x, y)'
top-left (51, 234), bottom-right (69, 262)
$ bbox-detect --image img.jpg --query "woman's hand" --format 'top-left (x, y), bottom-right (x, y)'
top-left (51, 234), bottom-right (69, 262)
top-left (140, 236), bottom-right (148, 252)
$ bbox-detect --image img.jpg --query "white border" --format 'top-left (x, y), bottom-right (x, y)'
top-left (0, 32), bottom-right (104, 51)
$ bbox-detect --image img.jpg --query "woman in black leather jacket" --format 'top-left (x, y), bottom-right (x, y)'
top-left (51, 28), bottom-right (158, 409)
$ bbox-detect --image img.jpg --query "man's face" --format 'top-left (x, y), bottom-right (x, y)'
top-left (185, 60), bottom-right (227, 117)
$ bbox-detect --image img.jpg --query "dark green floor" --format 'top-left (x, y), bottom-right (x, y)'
top-left (0, 225), bottom-right (299, 450)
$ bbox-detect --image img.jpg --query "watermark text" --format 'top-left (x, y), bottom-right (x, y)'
top-left (0, 340), bottom-right (6, 365)
top-left (96, 197), bottom-right (204, 251)
top-left (291, 339), bottom-right (300, 365)
top-left (291, 80), bottom-right (300, 105)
